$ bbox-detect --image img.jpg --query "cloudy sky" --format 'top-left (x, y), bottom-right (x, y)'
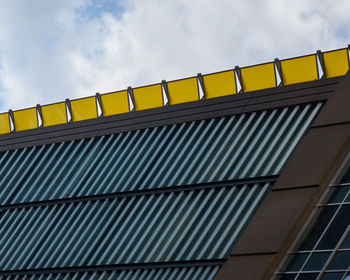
top-left (0, 0), bottom-right (349, 111)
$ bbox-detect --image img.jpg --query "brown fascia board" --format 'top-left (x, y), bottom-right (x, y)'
top-left (215, 254), bottom-right (276, 280)
top-left (0, 77), bottom-right (339, 152)
top-left (312, 71), bottom-right (350, 127)
top-left (214, 72), bottom-right (350, 280)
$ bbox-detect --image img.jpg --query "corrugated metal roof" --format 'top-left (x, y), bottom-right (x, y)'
top-left (0, 183), bottom-right (269, 270)
top-left (0, 266), bottom-right (221, 280)
top-left (0, 103), bottom-right (321, 205)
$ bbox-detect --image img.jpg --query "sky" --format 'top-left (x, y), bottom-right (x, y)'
top-left (0, 0), bottom-right (349, 111)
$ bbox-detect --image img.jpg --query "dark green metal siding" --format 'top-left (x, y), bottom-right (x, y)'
top-left (0, 266), bottom-right (221, 280)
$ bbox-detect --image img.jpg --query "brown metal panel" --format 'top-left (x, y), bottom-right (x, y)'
top-left (273, 123), bottom-right (350, 190)
top-left (214, 73), bottom-right (350, 280)
top-left (230, 187), bottom-right (317, 255)
top-left (312, 70), bottom-right (350, 127)
top-left (260, 73), bottom-right (350, 279)
top-left (214, 254), bottom-right (276, 280)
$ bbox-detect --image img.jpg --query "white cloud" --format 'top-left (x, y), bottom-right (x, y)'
top-left (0, 0), bottom-right (349, 111)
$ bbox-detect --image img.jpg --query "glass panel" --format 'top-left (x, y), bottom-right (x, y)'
top-left (133, 84), bottom-right (163, 111)
top-left (167, 77), bottom-right (199, 105)
top-left (0, 112), bottom-right (10, 134)
top-left (299, 206), bottom-right (338, 250)
top-left (241, 62), bottom-right (276, 92)
top-left (340, 233), bottom-right (350, 249)
top-left (13, 107), bottom-right (38, 132)
top-left (344, 274), bottom-right (350, 280)
top-left (203, 70), bottom-right (236, 99)
top-left (303, 252), bottom-right (331, 271)
top-left (285, 253), bottom-right (309, 272)
top-left (328, 187), bottom-right (350, 204)
top-left (317, 205), bottom-right (350, 250)
top-left (327, 251), bottom-right (350, 270)
top-left (296, 273), bottom-right (319, 280)
top-left (340, 167), bottom-right (350, 184)
top-left (41, 102), bottom-right (67, 127)
top-left (280, 55), bottom-right (318, 86)
top-left (100, 90), bottom-right (129, 116)
top-left (323, 48), bottom-right (349, 79)
top-left (321, 272), bottom-right (346, 280)
top-left (70, 96), bottom-right (98, 122)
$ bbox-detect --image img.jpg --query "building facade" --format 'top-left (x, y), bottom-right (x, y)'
top-left (0, 47), bottom-right (349, 279)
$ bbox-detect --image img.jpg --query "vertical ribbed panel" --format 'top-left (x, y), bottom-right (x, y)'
top-left (0, 183), bottom-right (269, 270)
top-left (0, 265), bottom-right (221, 280)
top-left (0, 103), bottom-right (321, 205)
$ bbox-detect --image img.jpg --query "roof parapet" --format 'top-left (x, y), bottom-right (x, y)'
top-left (0, 47), bottom-right (349, 134)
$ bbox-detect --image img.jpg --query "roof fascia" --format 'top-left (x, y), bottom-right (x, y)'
top-left (0, 77), bottom-right (339, 152)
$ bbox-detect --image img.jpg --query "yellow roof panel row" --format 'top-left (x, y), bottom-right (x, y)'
top-left (0, 47), bottom-right (348, 134)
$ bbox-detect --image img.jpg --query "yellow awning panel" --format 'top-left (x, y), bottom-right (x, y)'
top-left (0, 113), bottom-right (10, 134)
top-left (101, 90), bottom-right (129, 117)
top-left (323, 49), bottom-right (349, 78)
top-left (241, 63), bottom-right (276, 92)
top-left (281, 55), bottom-right (318, 86)
top-left (167, 77), bottom-right (199, 105)
top-left (41, 102), bottom-right (67, 127)
top-left (70, 97), bottom-right (97, 122)
top-left (203, 70), bottom-right (236, 99)
top-left (133, 84), bottom-right (163, 111)
top-left (13, 108), bottom-right (38, 132)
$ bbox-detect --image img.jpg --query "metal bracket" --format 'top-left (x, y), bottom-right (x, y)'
top-left (316, 50), bottom-right (325, 79)
top-left (127, 86), bottom-right (135, 112)
top-left (234, 66), bottom-right (243, 93)
top-left (36, 104), bottom-right (43, 127)
top-left (95, 92), bottom-right (103, 117)
top-left (274, 58), bottom-right (283, 86)
top-left (65, 98), bottom-right (72, 122)
top-left (197, 73), bottom-right (205, 100)
top-left (8, 109), bottom-right (14, 132)
top-left (161, 80), bottom-right (169, 106)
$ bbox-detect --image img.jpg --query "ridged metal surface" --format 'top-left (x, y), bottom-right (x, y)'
top-left (0, 183), bottom-right (269, 270)
top-left (0, 103), bottom-right (321, 205)
top-left (0, 265), bottom-right (221, 280)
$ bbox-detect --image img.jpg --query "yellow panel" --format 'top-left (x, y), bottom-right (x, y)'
top-left (241, 63), bottom-right (276, 92)
top-left (133, 84), bottom-right (163, 111)
top-left (323, 49), bottom-right (349, 78)
top-left (167, 77), bottom-right (199, 105)
top-left (203, 70), bottom-right (236, 99)
top-left (281, 55), bottom-right (318, 86)
top-left (101, 90), bottom-right (129, 117)
top-left (41, 102), bottom-right (67, 127)
top-left (70, 97), bottom-right (97, 122)
top-left (13, 108), bottom-right (38, 132)
top-left (0, 113), bottom-right (10, 134)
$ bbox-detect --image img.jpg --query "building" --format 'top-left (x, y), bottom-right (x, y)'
top-left (0, 47), bottom-right (349, 279)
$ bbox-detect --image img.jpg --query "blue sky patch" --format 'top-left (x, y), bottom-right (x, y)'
top-left (77, 0), bottom-right (126, 20)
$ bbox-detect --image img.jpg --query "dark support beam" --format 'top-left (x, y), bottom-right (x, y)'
top-left (0, 259), bottom-right (226, 276)
top-left (0, 175), bottom-right (277, 211)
